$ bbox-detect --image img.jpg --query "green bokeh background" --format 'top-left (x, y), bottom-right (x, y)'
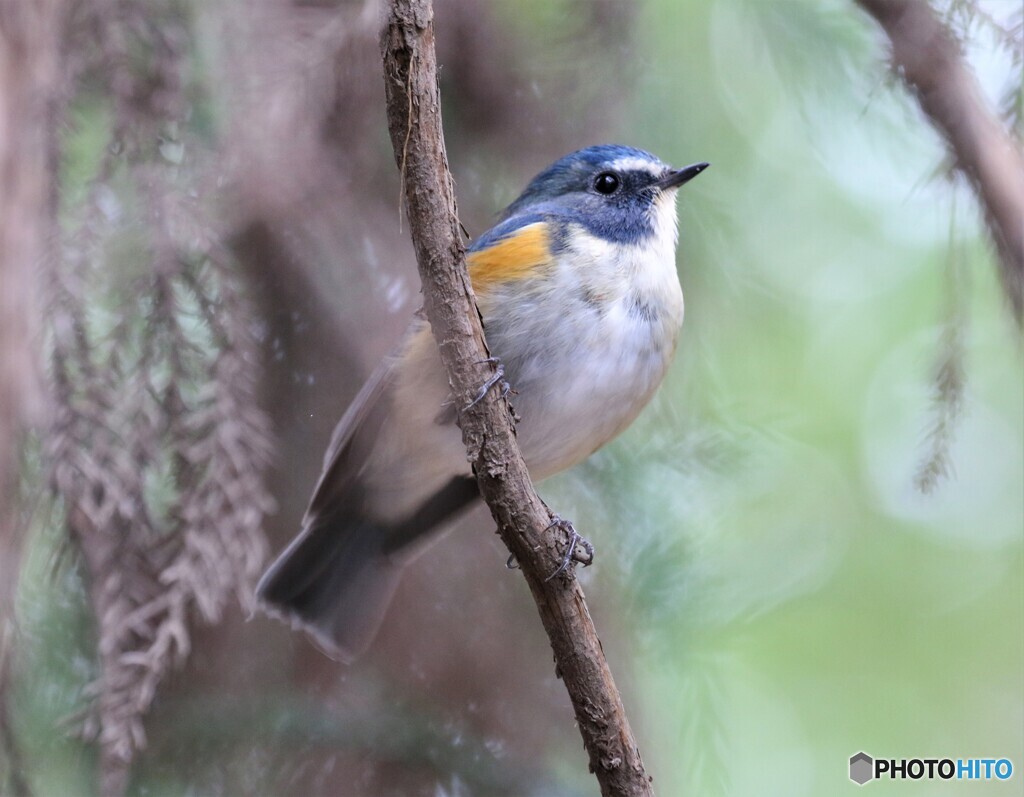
top-left (524, 0), bottom-right (1022, 793)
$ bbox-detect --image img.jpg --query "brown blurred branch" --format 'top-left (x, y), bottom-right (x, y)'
top-left (0, 3), bottom-right (64, 792)
top-left (0, 0), bottom-right (61, 628)
top-left (379, 2), bottom-right (653, 796)
top-left (857, 0), bottom-right (1024, 321)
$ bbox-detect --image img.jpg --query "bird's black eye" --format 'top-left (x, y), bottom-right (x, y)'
top-left (593, 171), bottom-right (620, 195)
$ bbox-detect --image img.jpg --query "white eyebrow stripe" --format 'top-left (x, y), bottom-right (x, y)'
top-left (607, 156), bottom-right (664, 175)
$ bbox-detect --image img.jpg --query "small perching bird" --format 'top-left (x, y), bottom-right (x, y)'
top-left (258, 145), bottom-right (709, 660)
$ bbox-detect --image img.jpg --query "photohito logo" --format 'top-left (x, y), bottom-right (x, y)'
top-left (849, 752), bottom-right (1014, 785)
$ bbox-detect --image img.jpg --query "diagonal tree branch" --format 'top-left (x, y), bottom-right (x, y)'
top-left (379, 1), bottom-right (654, 795)
top-left (857, 0), bottom-right (1024, 322)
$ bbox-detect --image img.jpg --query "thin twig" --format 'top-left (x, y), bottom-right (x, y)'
top-left (379, 2), bottom-right (654, 795)
top-left (857, 0), bottom-right (1024, 322)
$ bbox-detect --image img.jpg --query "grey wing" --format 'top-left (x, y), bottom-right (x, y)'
top-left (257, 332), bottom-right (479, 660)
top-left (302, 356), bottom-right (397, 527)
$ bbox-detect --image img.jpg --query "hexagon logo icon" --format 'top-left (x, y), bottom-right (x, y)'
top-left (850, 752), bottom-right (874, 785)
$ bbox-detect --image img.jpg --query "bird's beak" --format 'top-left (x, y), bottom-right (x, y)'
top-left (656, 162), bottom-right (710, 190)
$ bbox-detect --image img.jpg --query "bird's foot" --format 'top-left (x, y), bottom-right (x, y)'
top-left (464, 357), bottom-right (513, 410)
top-left (544, 515), bottom-right (594, 582)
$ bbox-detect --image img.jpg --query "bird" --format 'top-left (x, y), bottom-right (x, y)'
top-left (257, 144), bottom-right (709, 661)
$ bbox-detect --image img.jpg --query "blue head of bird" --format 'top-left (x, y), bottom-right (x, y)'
top-left (472, 144), bottom-right (708, 328)
top-left (500, 144), bottom-right (708, 247)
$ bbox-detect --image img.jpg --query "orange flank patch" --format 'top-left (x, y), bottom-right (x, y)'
top-left (468, 222), bottom-right (553, 293)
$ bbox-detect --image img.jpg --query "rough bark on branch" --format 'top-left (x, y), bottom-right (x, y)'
top-left (857, 0), bottom-right (1024, 321)
top-left (379, 1), bottom-right (654, 795)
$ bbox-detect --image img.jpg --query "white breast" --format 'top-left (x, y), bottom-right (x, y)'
top-left (483, 196), bottom-right (685, 479)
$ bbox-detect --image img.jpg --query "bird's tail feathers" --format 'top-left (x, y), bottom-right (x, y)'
top-left (256, 515), bottom-right (402, 663)
top-left (258, 476), bottom-right (480, 661)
